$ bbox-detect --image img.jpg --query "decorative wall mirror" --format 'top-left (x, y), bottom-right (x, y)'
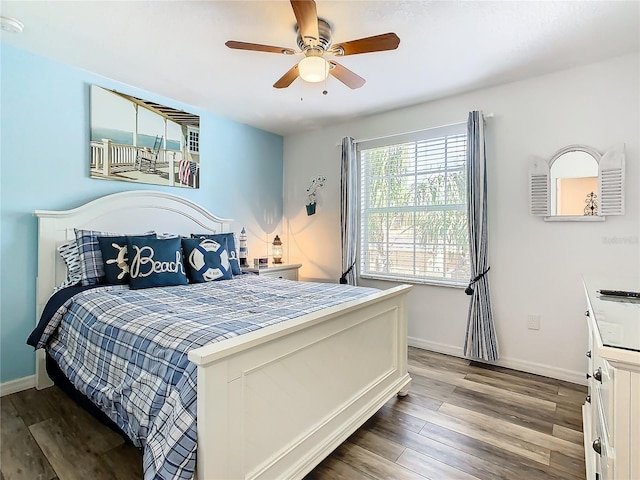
top-left (529, 144), bottom-right (625, 221)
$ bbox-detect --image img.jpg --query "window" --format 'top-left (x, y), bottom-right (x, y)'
top-left (359, 124), bottom-right (470, 286)
top-left (187, 127), bottom-right (199, 154)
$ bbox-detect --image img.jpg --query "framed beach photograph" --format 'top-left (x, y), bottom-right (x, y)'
top-left (90, 85), bottom-right (200, 188)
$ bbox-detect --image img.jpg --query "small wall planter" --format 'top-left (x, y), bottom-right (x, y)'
top-left (306, 202), bottom-right (317, 216)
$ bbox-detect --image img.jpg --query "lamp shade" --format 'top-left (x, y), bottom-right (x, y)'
top-left (298, 56), bottom-right (329, 83)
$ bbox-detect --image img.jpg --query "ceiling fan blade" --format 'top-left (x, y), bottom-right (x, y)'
top-left (226, 41), bottom-right (295, 55)
top-left (274, 64), bottom-right (300, 89)
top-left (328, 61), bottom-right (365, 89)
top-left (291, 0), bottom-right (319, 46)
top-left (330, 33), bottom-right (400, 56)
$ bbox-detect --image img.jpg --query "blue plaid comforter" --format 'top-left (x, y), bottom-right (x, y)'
top-left (33, 275), bottom-right (377, 480)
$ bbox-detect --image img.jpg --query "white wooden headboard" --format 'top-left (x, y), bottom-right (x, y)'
top-left (34, 190), bottom-right (233, 388)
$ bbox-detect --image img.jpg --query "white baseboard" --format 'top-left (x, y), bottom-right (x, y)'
top-left (0, 375), bottom-right (36, 397)
top-left (408, 336), bottom-right (587, 386)
top-left (495, 355), bottom-right (587, 386)
top-left (409, 337), bottom-right (463, 357)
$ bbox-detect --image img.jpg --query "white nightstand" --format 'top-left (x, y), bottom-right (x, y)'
top-left (243, 263), bottom-right (302, 281)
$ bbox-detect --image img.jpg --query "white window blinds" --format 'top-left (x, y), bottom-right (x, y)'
top-left (359, 123), bottom-right (470, 286)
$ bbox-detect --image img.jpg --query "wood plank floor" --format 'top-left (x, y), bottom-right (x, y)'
top-left (0, 348), bottom-right (587, 480)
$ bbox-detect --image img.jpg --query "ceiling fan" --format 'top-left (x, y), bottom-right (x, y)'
top-left (225, 0), bottom-right (400, 89)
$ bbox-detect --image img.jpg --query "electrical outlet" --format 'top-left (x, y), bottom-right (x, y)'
top-left (527, 314), bottom-right (541, 330)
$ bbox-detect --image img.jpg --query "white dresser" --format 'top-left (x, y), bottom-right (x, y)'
top-left (243, 263), bottom-right (302, 281)
top-left (582, 278), bottom-right (640, 480)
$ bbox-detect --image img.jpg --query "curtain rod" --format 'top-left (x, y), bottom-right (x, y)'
top-left (339, 113), bottom-right (494, 146)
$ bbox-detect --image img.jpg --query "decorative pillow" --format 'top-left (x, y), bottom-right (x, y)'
top-left (182, 237), bottom-right (233, 283)
top-left (75, 228), bottom-right (155, 285)
top-left (127, 236), bottom-right (188, 290)
top-left (191, 233), bottom-right (241, 275)
top-left (98, 234), bottom-right (156, 285)
top-left (75, 229), bottom-right (115, 286)
top-left (55, 240), bottom-right (83, 291)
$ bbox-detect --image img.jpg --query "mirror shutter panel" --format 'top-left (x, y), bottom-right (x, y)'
top-left (529, 156), bottom-right (550, 216)
top-left (598, 145), bottom-right (625, 216)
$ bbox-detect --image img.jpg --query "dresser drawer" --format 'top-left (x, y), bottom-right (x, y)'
top-left (594, 396), bottom-right (614, 480)
top-left (260, 269), bottom-right (298, 280)
top-left (244, 264), bottom-right (301, 281)
top-left (593, 353), bottom-right (614, 447)
top-left (583, 403), bottom-right (597, 480)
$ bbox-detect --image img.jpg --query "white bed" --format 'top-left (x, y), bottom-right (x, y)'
top-left (34, 190), bottom-right (412, 480)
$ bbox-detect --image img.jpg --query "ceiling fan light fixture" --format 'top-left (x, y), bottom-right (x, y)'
top-left (298, 56), bottom-right (329, 83)
top-left (227, 0), bottom-right (399, 90)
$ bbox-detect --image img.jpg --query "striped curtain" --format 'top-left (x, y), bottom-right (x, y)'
top-left (464, 111), bottom-right (499, 361)
top-left (340, 137), bottom-right (358, 286)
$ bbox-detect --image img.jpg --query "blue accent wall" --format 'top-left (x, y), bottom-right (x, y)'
top-left (0, 44), bottom-right (283, 383)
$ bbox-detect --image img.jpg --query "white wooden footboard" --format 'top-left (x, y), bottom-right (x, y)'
top-left (188, 284), bottom-right (411, 480)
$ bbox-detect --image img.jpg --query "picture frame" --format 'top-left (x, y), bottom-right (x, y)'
top-left (90, 85), bottom-right (200, 188)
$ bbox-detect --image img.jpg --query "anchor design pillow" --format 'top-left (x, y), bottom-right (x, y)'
top-left (182, 237), bottom-right (233, 283)
top-left (98, 234), bottom-right (156, 285)
top-left (126, 236), bottom-right (188, 290)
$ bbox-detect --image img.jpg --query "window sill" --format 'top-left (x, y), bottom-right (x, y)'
top-left (360, 274), bottom-right (466, 289)
top-left (543, 215), bottom-right (605, 222)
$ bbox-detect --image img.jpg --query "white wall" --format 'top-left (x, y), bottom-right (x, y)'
top-left (283, 53), bottom-right (640, 384)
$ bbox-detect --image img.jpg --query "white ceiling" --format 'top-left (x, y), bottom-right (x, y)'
top-left (1, 1), bottom-right (639, 136)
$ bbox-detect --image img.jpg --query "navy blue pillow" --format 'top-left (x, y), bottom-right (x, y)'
top-left (127, 237), bottom-right (188, 290)
top-left (98, 234), bottom-right (156, 285)
top-left (182, 237), bottom-right (233, 283)
top-left (191, 233), bottom-right (241, 275)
